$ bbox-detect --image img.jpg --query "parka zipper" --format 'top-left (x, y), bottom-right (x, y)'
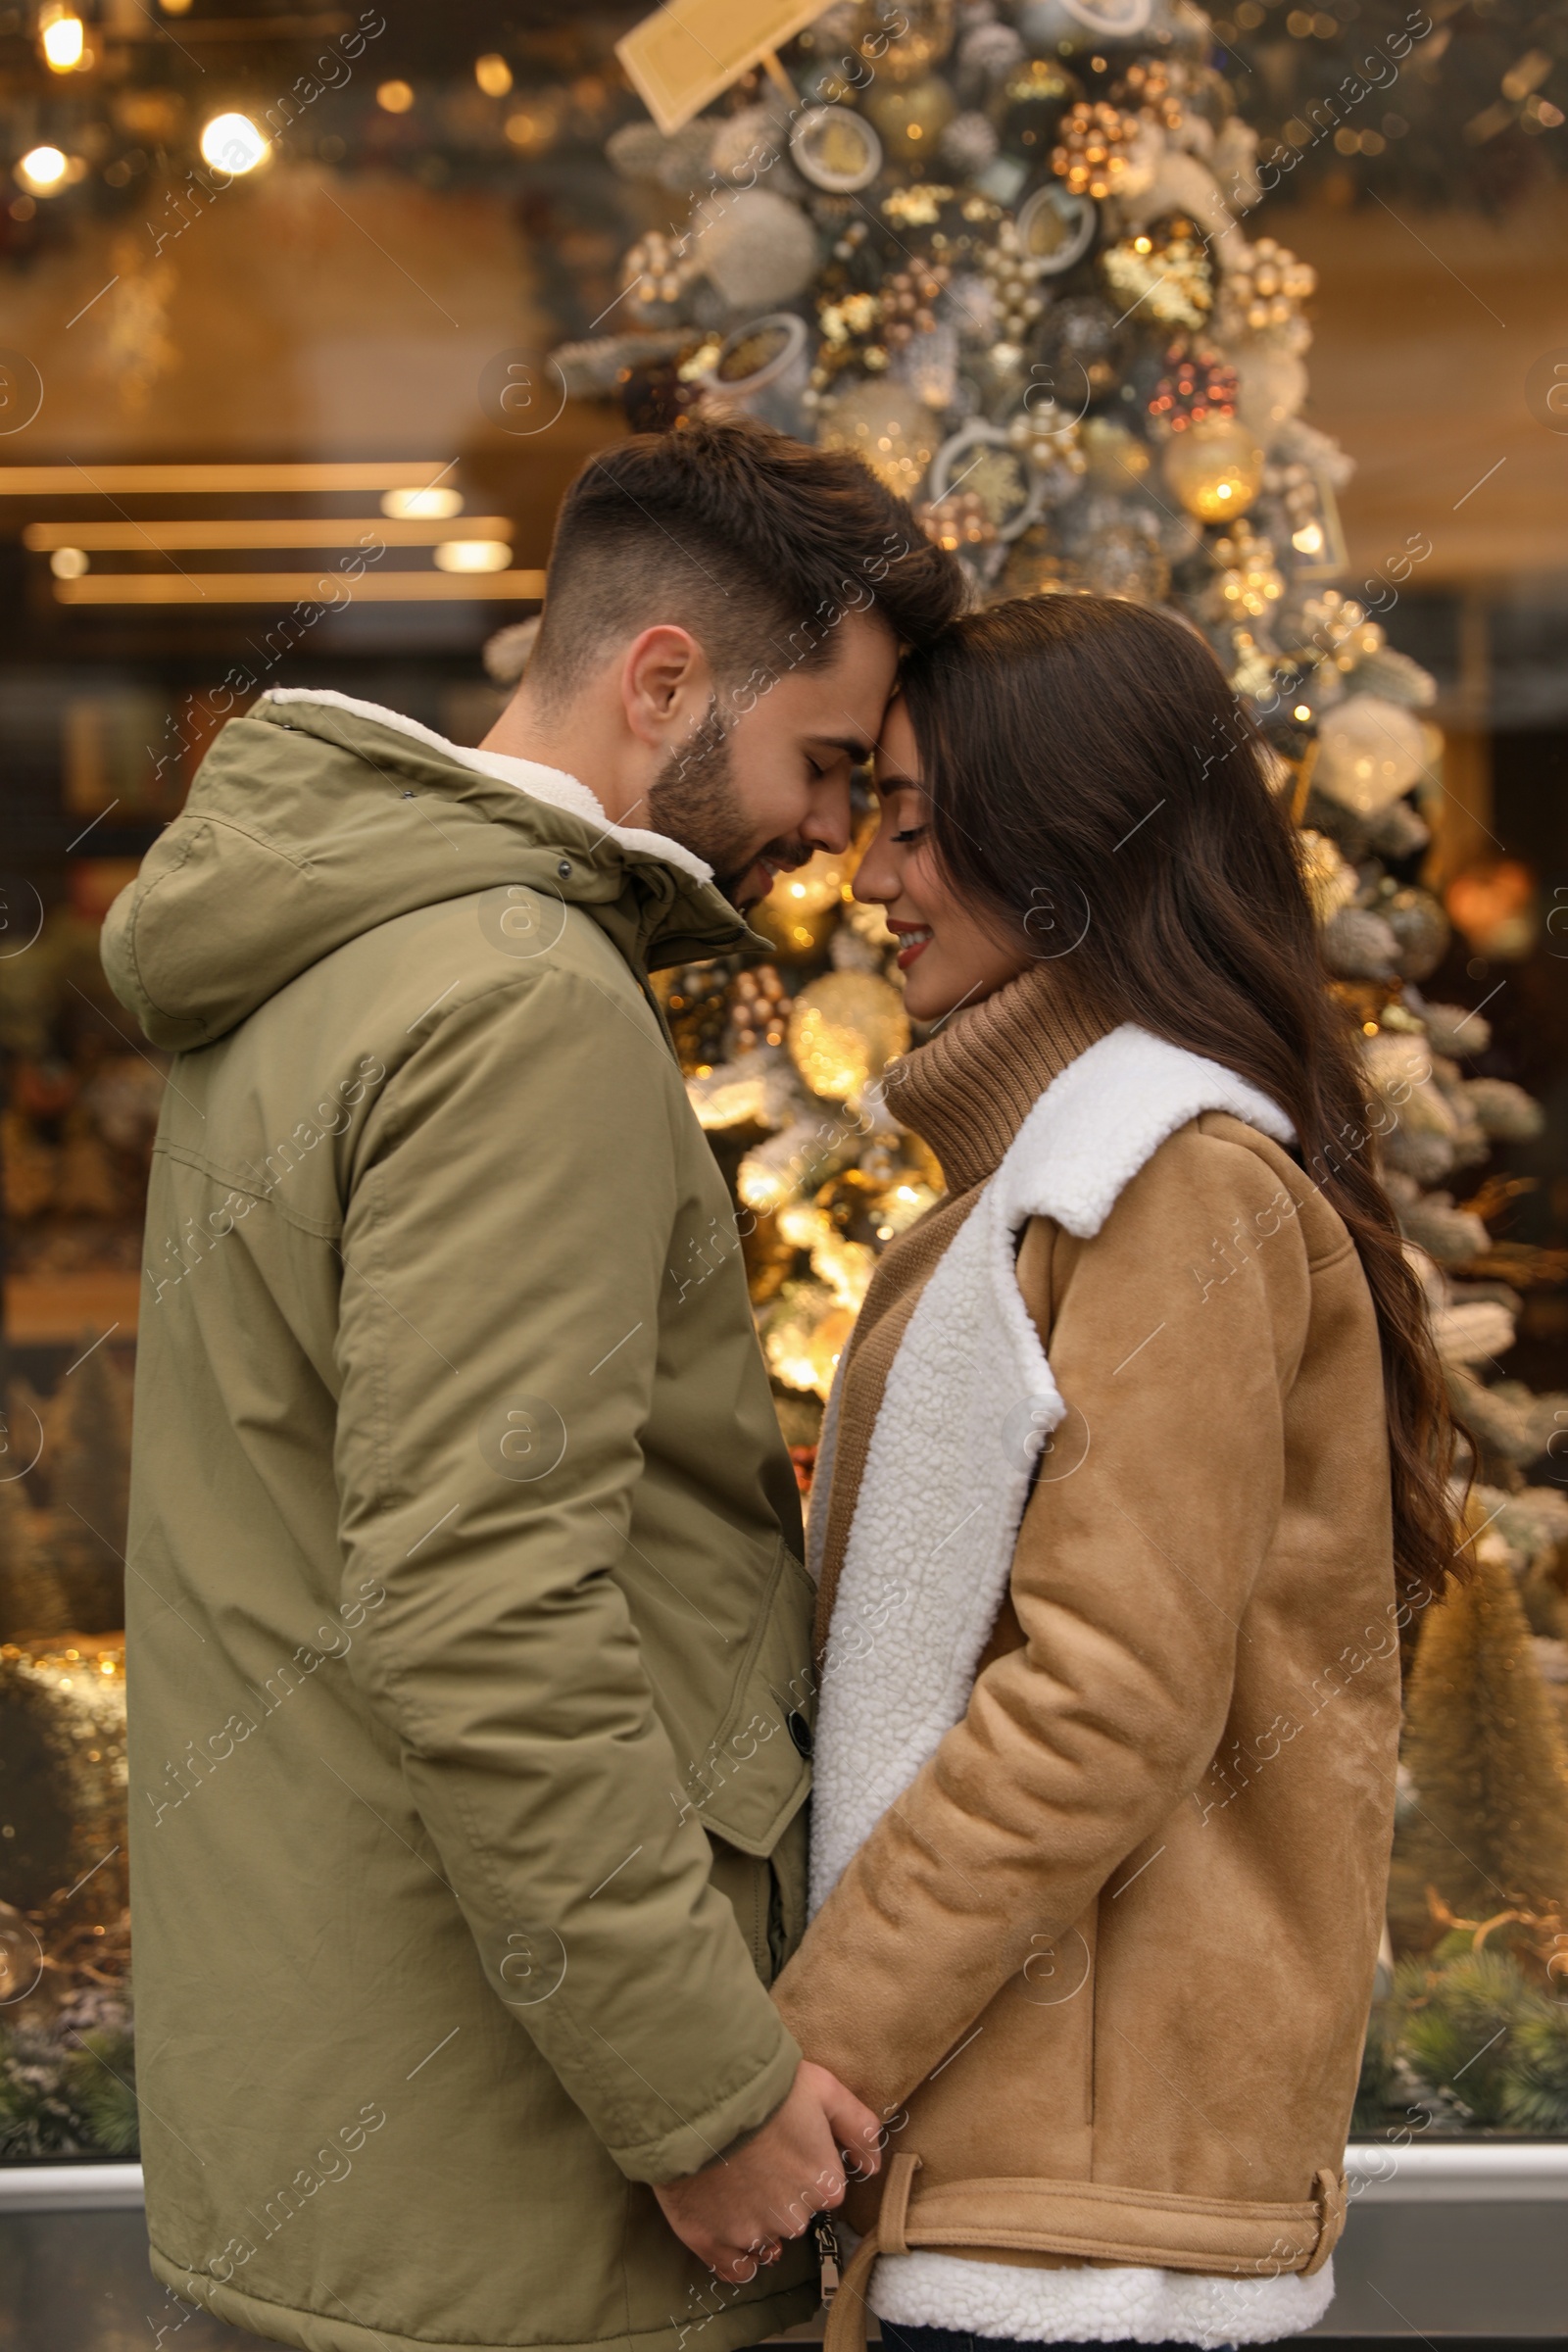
top-left (812, 2213), bottom-right (841, 2303)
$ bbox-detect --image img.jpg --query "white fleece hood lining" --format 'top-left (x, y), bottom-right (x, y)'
top-left (262, 689), bottom-right (713, 886)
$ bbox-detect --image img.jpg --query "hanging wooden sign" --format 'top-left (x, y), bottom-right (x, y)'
top-left (615, 0), bottom-right (823, 135)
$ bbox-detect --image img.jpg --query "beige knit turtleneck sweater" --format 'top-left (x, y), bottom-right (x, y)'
top-left (812, 962), bottom-right (1110, 1655)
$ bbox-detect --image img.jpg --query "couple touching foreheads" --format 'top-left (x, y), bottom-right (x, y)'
top-left (112, 419), bottom-right (1456, 2352)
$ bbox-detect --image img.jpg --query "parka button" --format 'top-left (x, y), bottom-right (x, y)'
top-left (786, 1710), bottom-right (812, 1759)
top-left (557, 859), bottom-right (571, 878)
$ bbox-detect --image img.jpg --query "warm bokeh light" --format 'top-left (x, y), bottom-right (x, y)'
top-left (433, 540), bottom-right (512, 573)
top-left (199, 113), bottom-right (268, 174)
top-left (504, 110), bottom-right (557, 153)
top-left (17, 145), bottom-right (70, 194)
top-left (474, 53), bottom-right (513, 96)
top-left (40, 9), bottom-right (85, 72)
top-left (376, 80), bottom-right (415, 114)
top-left (49, 548), bottom-right (88, 579)
top-left (381, 486), bottom-right (464, 520)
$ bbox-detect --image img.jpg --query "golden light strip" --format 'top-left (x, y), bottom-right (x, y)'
top-left (25, 518), bottom-right (514, 551)
top-left (53, 570), bottom-right (547, 606)
top-left (0, 462), bottom-right (456, 496)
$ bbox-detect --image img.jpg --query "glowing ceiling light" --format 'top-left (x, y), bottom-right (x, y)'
top-left (381, 486), bottom-right (463, 520)
top-left (200, 112), bottom-right (268, 174)
top-left (40, 8), bottom-right (85, 72)
top-left (474, 53), bottom-right (513, 96)
top-left (17, 145), bottom-right (70, 194)
top-left (434, 540), bottom-right (512, 573)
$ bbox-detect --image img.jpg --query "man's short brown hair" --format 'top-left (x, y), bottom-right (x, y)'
top-left (527, 416), bottom-right (965, 708)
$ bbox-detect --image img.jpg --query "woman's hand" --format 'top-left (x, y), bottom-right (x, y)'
top-left (653, 2058), bottom-right (881, 2281)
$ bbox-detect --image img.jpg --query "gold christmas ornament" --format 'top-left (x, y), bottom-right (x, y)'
top-left (763, 1286), bottom-right (857, 1400)
top-left (686, 1064), bottom-right (777, 1130)
top-left (1000, 530), bottom-right (1083, 599)
top-left (1081, 523), bottom-right (1168, 606)
top-left (999, 57), bottom-right (1082, 161)
top-left (843, 892), bottom-right (897, 951)
top-left (1014, 181), bottom-right (1098, 276)
top-left (928, 420), bottom-right (1041, 540)
top-left (787, 971), bottom-right (911, 1102)
top-left (1111, 54), bottom-right (1191, 132)
top-left (620, 226), bottom-right (699, 313)
top-left (865, 74), bottom-right (957, 164)
top-left (1004, 399), bottom-right (1089, 506)
top-left (723, 961), bottom-right (793, 1055)
top-left (1215, 236), bottom-right (1317, 339)
top-left (765, 847), bottom-right (854, 919)
top-left (1147, 346), bottom-right (1239, 437)
top-left (1314, 695), bottom-right (1427, 817)
top-left (791, 103), bottom-right (883, 192)
top-left (1050, 99), bottom-right (1140, 201)
top-left (1079, 415), bottom-right (1152, 491)
top-left (1293, 587), bottom-right (1384, 670)
top-left (981, 218), bottom-right (1048, 350)
top-left (857, 0), bottom-right (956, 84)
top-left (919, 487), bottom-right (996, 550)
top-left (1101, 218), bottom-right (1213, 333)
top-left (1227, 630), bottom-right (1280, 702)
top-left (1235, 346), bottom-right (1308, 435)
top-left (1209, 519), bottom-right (1284, 619)
top-left (879, 257), bottom-right (952, 349)
top-left (1297, 829), bottom-right (1360, 924)
top-left (1161, 415), bottom-right (1264, 522)
top-left (817, 381), bottom-right (937, 499)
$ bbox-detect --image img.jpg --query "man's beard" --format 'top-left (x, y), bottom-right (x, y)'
top-left (645, 696), bottom-right (800, 909)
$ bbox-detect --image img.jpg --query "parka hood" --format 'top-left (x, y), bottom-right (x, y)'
top-left (101, 689), bottom-right (756, 1051)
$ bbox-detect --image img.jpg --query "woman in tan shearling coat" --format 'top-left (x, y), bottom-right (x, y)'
top-left (769, 598), bottom-right (1462, 2352)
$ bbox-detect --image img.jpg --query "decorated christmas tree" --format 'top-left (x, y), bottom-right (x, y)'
top-left (550, 0), bottom-right (1565, 1499)
top-left (538, 0), bottom-right (1568, 2117)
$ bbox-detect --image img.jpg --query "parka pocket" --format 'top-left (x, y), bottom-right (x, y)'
top-left (679, 1542), bottom-right (815, 1859)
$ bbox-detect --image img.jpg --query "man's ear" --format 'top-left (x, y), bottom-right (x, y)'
top-left (620, 625), bottom-right (712, 749)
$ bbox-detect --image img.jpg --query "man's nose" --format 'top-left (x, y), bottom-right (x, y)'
top-left (803, 775), bottom-right (854, 857)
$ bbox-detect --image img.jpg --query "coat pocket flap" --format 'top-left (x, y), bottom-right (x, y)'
top-left (684, 1545), bottom-right (815, 1859)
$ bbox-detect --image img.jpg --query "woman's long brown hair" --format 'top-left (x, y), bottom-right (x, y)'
top-left (899, 593), bottom-right (1462, 1617)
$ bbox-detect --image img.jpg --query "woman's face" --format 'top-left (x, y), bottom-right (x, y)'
top-left (857, 697), bottom-right (1033, 1025)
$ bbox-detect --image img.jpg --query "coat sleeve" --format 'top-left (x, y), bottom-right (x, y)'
top-left (772, 1121), bottom-right (1315, 2120)
top-left (333, 958), bottom-right (800, 2183)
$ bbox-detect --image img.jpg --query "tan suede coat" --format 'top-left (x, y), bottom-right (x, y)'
top-left (772, 970), bottom-right (1400, 2334)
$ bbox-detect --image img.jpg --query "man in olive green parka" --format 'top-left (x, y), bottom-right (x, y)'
top-left (106, 421), bottom-right (962, 2352)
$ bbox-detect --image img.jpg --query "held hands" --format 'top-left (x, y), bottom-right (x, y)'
top-left (653, 2059), bottom-right (881, 2283)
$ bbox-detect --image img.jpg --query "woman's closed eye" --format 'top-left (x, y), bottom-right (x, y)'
top-left (892, 825), bottom-right (928, 844)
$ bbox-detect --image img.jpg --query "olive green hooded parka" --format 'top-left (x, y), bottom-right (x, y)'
top-left (103, 690), bottom-right (821, 2352)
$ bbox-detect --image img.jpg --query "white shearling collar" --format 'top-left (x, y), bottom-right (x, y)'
top-left (261, 688), bottom-right (713, 886)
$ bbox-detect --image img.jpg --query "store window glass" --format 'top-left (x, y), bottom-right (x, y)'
top-left (2, 0), bottom-right (1565, 2168)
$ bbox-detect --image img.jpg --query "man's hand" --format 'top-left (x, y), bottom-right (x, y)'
top-left (654, 2059), bottom-right (881, 2282)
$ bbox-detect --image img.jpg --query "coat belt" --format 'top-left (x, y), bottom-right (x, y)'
top-left (823, 2154), bottom-right (1349, 2352)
